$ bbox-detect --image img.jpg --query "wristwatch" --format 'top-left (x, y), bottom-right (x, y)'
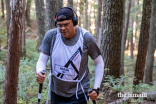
top-left (93, 87), bottom-right (100, 95)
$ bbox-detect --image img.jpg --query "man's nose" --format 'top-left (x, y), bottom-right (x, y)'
top-left (61, 26), bottom-right (66, 30)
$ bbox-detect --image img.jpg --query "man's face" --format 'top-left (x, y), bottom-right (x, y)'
top-left (57, 20), bottom-right (76, 38)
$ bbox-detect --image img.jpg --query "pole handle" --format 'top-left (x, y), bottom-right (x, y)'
top-left (38, 70), bottom-right (46, 103)
top-left (88, 88), bottom-right (96, 104)
top-left (39, 70), bottom-right (46, 92)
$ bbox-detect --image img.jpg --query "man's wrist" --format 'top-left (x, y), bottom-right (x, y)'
top-left (93, 87), bottom-right (100, 95)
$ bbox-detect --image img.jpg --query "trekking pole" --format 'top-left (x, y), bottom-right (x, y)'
top-left (88, 88), bottom-right (96, 104)
top-left (38, 70), bottom-right (46, 104)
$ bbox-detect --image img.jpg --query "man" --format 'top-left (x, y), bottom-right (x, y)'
top-left (36, 7), bottom-right (104, 104)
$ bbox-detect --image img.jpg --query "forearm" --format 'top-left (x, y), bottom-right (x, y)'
top-left (36, 52), bottom-right (49, 73)
top-left (93, 55), bottom-right (104, 89)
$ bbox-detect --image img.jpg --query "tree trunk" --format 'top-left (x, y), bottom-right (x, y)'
top-left (78, 0), bottom-right (81, 26)
top-left (100, 0), bottom-right (123, 78)
top-left (120, 0), bottom-right (131, 75)
top-left (67, 0), bottom-right (73, 8)
top-left (94, 0), bottom-right (96, 20)
top-left (4, 0), bottom-right (25, 104)
top-left (130, 18), bottom-right (134, 59)
top-left (95, 0), bottom-right (102, 42)
top-left (22, 9), bottom-right (26, 57)
top-left (35, 0), bottom-right (45, 51)
top-left (45, 0), bottom-right (58, 32)
top-left (5, 0), bottom-right (11, 46)
top-left (58, 0), bottom-right (63, 9)
top-left (80, 0), bottom-right (83, 27)
top-left (133, 0), bottom-right (152, 85)
top-left (88, 1), bottom-right (91, 32)
top-left (124, 0), bottom-right (131, 44)
top-left (130, 0), bottom-right (135, 59)
top-left (134, 0), bottom-right (139, 51)
top-left (76, 0), bottom-right (80, 26)
top-left (130, 31), bottom-right (134, 59)
top-left (126, 39), bottom-right (130, 50)
top-left (1, 0), bottom-right (5, 19)
top-left (145, 0), bottom-right (156, 85)
top-left (26, 0), bottom-right (31, 27)
top-left (87, 3), bottom-right (91, 32)
top-left (119, 0), bottom-right (125, 76)
top-left (85, 0), bottom-right (88, 30)
top-left (82, 3), bottom-right (85, 28)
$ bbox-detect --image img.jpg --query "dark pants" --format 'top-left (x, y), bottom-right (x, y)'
top-left (51, 91), bottom-right (89, 104)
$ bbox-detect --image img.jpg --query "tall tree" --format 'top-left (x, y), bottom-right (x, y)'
top-left (126, 39), bottom-right (130, 50)
top-left (4, 0), bottom-right (25, 103)
top-left (22, 7), bottom-right (26, 57)
top-left (80, 0), bottom-right (84, 27)
top-left (133, 0), bottom-right (152, 85)
top-left (1, 0), bottom-right (5, 19)
top-left (58, 0), bottom-right (63, 9)
top-left (88, 0), bottom-right (91, 32)
top-left (101, 0), bottom-right (123, 78)
top-left (130, 0), bottom-right (135, 59)
top-left (82, 1), bottom-right (86, 28)
top-left (85, 0), bottom-right (88, 30)
top-left (26, 0), bottom-right (31, 27)
top-left (130, 17), bottom-right (134, 59)
top-left (134, 0), bottom-right (139, 51)
top-left (145, 0), bottom-right (156, 85)
top-left (95, 0), bottom-right (102, 42)
top-left (45, 0), bottom-right (58, 32)
top-left (120, 0), bottom-right (131, 75)
top-left (35, 0), bottom-right (46, 50)
top-left (67, 0), bottom-right (73, 8)
top-left (5, 0), bottom-right (11, 45)
top-left (120, 0), bottom-right (125, 75)
top-left (77, 0), bottom-right (80, 26)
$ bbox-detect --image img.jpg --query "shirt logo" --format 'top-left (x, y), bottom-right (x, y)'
top-left (55, 64), bottom-right (75, 76)
top-left (55, 47), bottom-right (82, 80)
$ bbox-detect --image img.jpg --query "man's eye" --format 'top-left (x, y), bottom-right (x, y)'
top-left (58, 24), bottom-right (62, 27)
top-left (64, 24), bottom-right (68, 26)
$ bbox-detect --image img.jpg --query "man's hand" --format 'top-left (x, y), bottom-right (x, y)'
top-left (88, 90), bottom-right (98, 100)
top-left (36, 72), bottom-right (46, 84)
